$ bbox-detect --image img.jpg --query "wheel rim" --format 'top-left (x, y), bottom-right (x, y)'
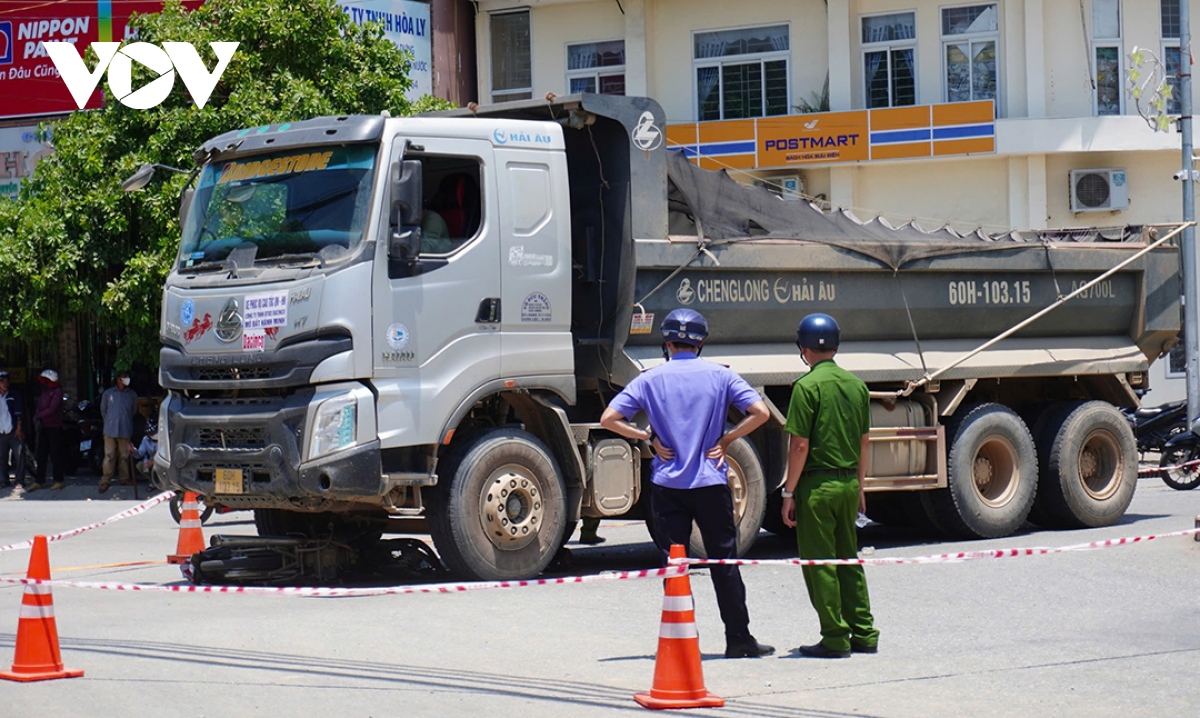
top-left (1164, 447), bottom-right (1199, 485)
top-left (1078, 429), bottom-right (1122, 500)
top-left (726, 455), bottom-right (747, 525)
top-left (478, 464), bottom-right (544, 551)
top-left (971, 435), bottom-right (1019, 507)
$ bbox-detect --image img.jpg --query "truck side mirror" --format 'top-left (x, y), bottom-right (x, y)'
top-left (389, 159), bottom-right (423, 261)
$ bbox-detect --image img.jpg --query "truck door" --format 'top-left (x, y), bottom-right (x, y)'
top-left (495, 146), bottom-right (574, 378)
top-left (372, 138), bottom-right (500, 447)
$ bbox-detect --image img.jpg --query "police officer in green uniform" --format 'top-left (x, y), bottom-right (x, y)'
top-left (781, 313), bottom-right (880, 658)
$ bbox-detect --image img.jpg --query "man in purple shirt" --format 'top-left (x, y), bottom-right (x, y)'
top-left (601, 308), bottom-right (773, 658)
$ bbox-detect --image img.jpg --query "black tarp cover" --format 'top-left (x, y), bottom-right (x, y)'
top-left (665, 149), bottom-right (1149, 270)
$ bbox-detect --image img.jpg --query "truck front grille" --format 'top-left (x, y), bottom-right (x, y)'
top-left (198, 427), bottom-right (269, 449)
top-left (193, 366), bottom-right (273, 381)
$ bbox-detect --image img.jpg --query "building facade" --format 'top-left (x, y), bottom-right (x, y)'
top-left (475, 0), bottom-right (1189, 403)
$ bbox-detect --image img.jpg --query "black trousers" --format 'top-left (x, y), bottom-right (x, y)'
top-left (650, 482), bottom-right (751, 641)
top-left (34, 426), bottom-right (64, 484)
top-left (0, 432), bottom-right (22, 483)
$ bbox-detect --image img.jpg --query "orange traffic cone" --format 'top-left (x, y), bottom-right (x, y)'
top-left (634, 544), bottom-right (724, 710)
top-left (0, 535), bottom-right (83, 682)
top-left (168, 492), bottom-right (206, 564)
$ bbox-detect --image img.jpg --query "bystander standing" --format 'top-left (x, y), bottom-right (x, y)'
top-left (0, 370), bottom-right (26, 487)
top-left (99, 370), bottom-right (138, 493)
top-left (30, 369), bottom-right (65, 491)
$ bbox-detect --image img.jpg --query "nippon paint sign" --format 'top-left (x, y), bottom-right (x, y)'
top-left (0, 126), bottom-right (55, 198)
top-left (337, 0), bottom-right (431, 101)
top-left (0, 1), bottom-right (202, 119)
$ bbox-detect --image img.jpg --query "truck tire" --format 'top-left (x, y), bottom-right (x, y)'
top-left (1034, 401), bottom-right (1137, 527)
top-left (921, 403), bottom-right (1037, 539)
top-left (428, 428), bottom-right (567, 580)
top-left (688, 437), bottom-right (766, 558)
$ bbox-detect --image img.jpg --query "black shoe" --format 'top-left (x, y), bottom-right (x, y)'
top-left (725, 638), bottom-right (775, 658)
top-left (850, 640), bottom-right (878, 654)
top-left (798, 643), bottom-right (851, 659)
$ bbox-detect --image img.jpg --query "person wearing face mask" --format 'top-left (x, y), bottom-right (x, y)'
top-left (781, 313), bottom-right (879, 659)
top-left (99, 370), bottom-right (138, 494)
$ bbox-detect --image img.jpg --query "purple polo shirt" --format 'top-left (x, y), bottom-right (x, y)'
top-left (609, 352), bottom-right (761, 490)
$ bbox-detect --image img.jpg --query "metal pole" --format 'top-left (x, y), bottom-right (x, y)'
top-left (1183, 0), bottom-right (1200, 430)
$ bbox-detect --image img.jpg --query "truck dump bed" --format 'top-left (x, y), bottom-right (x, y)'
top-left (444, 95), bottom-right (1180, 393)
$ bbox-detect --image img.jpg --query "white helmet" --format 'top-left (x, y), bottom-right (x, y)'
top-left (40, 369), bottom-right (58, 383)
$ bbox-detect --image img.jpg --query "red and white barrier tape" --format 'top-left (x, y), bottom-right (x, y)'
top-left (0, 491), bottom-right (176, 554)
top-left (678, 527), bottom-right (1200, 567)
top-left (0, 564), bottom-right (687, 597)
top-left (1138, 459), bottom-right (1200, 475)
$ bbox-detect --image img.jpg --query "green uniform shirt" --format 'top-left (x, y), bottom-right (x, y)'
top-left (784, 359), bottom-right (870, 470)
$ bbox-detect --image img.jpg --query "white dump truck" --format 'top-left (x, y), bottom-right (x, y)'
top-left (148, 94), bottom-right (1181, 581)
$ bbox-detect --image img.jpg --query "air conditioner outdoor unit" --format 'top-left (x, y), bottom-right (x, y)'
top-left (1070, 168), bottom-right (1129, 212)
top-left (754, 174), bottom-right (804, 201)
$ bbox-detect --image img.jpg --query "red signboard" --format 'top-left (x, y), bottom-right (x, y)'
top-left (0, 1), bottom-right (200, 119)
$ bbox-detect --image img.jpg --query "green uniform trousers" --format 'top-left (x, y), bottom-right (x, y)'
top-left (796, 472), bottom-right (879, 652)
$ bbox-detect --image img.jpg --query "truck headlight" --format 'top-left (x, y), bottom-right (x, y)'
top-left (310, 395), bottom-right (357, 460)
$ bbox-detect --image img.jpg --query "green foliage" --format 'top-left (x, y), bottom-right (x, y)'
top-left (0, 0), bottom-right (454, 369)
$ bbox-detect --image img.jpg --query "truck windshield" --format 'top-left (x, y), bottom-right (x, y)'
top-left (179, 144), bottom-right (377, 269)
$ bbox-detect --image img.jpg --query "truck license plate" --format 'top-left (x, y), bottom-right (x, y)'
top-left (214, 468), bottom-right (244, 494)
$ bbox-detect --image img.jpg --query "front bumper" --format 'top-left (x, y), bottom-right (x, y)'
top-left (158, 388), bottom-right (384, 511)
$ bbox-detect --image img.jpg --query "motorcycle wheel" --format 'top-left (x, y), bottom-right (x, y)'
top-left (1159, 444), bottom-right (1200, 490)
top-left (169, 493), bottom-right (217, 524)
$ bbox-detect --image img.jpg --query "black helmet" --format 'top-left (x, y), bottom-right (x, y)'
top-left (144, 420), bottom-right (157, 436)
top-left (661, 308), bottom-right (709, 347)
top-left (797, 313), bottom-right (840, 350)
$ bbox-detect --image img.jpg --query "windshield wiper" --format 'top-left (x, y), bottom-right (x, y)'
top-left (181, 259), bottom-right (235, 274)
top-left (255, 253), bottom-right (324, 268)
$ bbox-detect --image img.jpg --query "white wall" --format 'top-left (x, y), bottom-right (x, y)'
top-left (647, 0), bottom-right (829, 125)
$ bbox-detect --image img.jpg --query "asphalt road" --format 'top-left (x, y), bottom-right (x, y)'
top-left (1, 474), bottom-right (1198, 718)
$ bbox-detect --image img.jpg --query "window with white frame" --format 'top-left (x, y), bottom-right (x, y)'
top-left (862, 12), bottom-right (917, 108)
top-left (1092, 0), bottom-right (1122, 115)
top-left (491, 10), bottom-right (532, 103)
top-left (942, 4), bottom-right (998, 103)
top-left (694, 24), bottom-right (790, 121)
top-left (1163, 0), bottom-right (1181, 114)
top-left (1168, 330), bottom-right (1186, 376)
top-left (567, 40), bottom-right (626, 95)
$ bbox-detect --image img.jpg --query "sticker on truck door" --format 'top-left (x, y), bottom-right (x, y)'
top-left (520, 292), bottom-right (552, 322)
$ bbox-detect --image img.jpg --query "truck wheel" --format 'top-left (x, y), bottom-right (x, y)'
top-left (921, 403), bottom-right (1037, 539)
top-left (688, 437), bottom-right (766, 558)
top-left (428, 429), bottom-right (567, 580)
top-left (1036, 401), bottom-right (1137, 526)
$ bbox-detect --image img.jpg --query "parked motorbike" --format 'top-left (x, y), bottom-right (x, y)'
top-left (63, 398), bottom-right (104, 476)
top-left (1122, 399), bottom-right (1188, 455)
top-left (1121, 400), bottom-right (1199, 490)
top-left (1158, 430), bottom-right (1200, 491)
